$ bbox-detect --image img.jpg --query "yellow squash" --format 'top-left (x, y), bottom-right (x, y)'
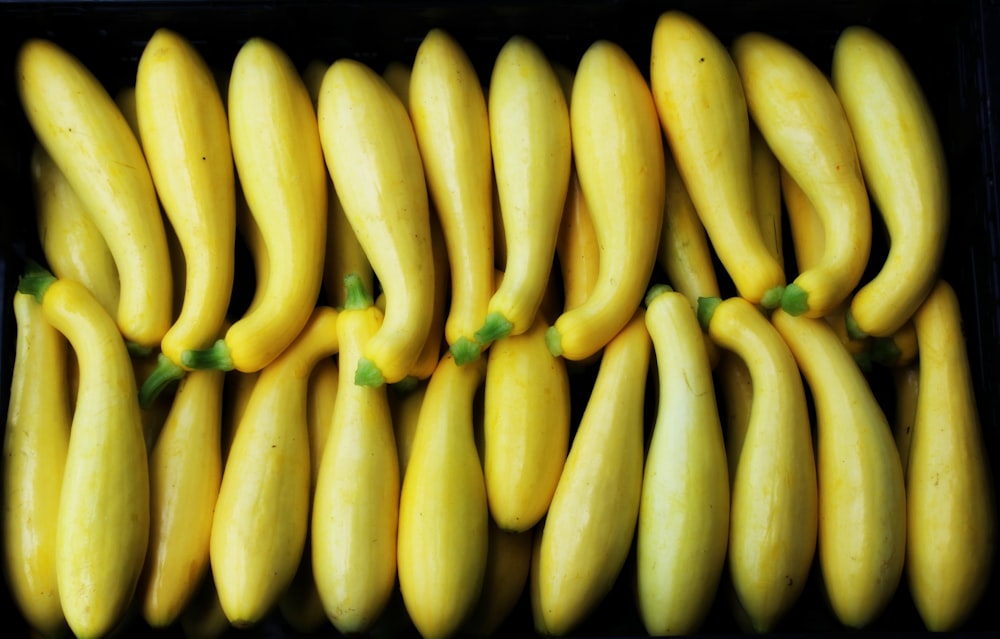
top-left (531, 310), bottom-right (650, 635)
top-left (892, 360), bottom-right (920, 473)
top-left (658, 150), bottom-right (720, 312)
top-left (465, 403), bottom-right (535, 637)
top-left (318, 57), bottom-right (436, 387)
top-left (750, 123), bottom-right (784, 266)
top-left (906, 279), bottom-right (996, 631)
top-left (733, 31), bottom-right (872, 319)
top-left (409, 28), bottom-right (495, 365)
top-left (322, 188), bottom-right (375, 311)
top-left (650, 10), bottom-right (785, 307)
top-left (306, 356), bottom-right (339, 492)
top-left (30, 143), bottom-right (119, 317)
top-left (780, 166), bottom-right (823, 276)
top-left (135, 28), bottom-right (235, 400)
top-left (16, 38), bottom-right (173, 349)
top-left (210, 306), bottom-right (339, 627)
top-left (483, 310), bottom-right (570, 532)
top-left (833, 26), bottom-right (949, 339)
top-left (556, 166), bottom-right (599, 315)
top-left (184, 37), bottom-right (327, 374)
top-left (475, 35), bottom-right (571, 350)
top-left (637, 287), bottom-right (729, 635)
top-left (657, 149), bottom-right (721, 366)
top-left (702, 295), bottom-right (818, 632)
top-left (771, 308), bottom-right (906, 629)
top-left (715, 349), bottom-right (753, 482)
top-left (397, 353), bottom-right (489, 639)
top-left (140, 369), bottom-right (225, 628)
top-left (781, 166), bottom-right (872, 362)
top-left (312, 275), bottom-right (400, 634)
top-left (18, 268), bottom-right (150, 639)
top-left (552, 62), bottom-right (599, 319)
top-left (398, 209), bottom-right (452, 385)
top-left (303, 58), bottom-right (375, 310)
top-left (546, 40), bottom-right (665, 361)
top-left (220, 367), bottom-right (257, 463)
top-left (389, 379), bottom-right (427, 479)
top-left (278, 353), bottom-right (338, 635)
top-left (2, 290), bottom-right (71, 639)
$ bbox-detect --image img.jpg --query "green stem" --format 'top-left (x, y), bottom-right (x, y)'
top-left (343, 272), bottom-right (372, 311)
top-left (139, 353), bottom-right (186, 409)
top-left (17, 261), bottom-right (56, 304)
top-left (450, 336), bottom-right (482, 366)
top-left (544, 326), bottom-right (562, 358)
top-left (474, 311), bottom-right (513, 347)
top-left (355, 357), bottom-right (386, 388)
top-left (780, 283), bottom-right (809, 316)
top-left (181, 339), bottom-right (235, 371)
top-left (844, 309), bottom-right (868, 341)
top-left (643, 283), bottom-right (673, 308)
top-left (759, 284), bottom-right (785, 310)
top-left (696, 296), bottom-right (722, 331)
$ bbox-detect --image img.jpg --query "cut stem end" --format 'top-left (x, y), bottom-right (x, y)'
top-left (780, 283), bottom-right (809, 316)
top-left (355, 357), bottom-right (386, 388)
top-left (474, 312), bottom-right (514, 347)
top-left (450, 336), bottom-right (482, 366)
top-left (697, 296), bottom-right (723, 331)
top-left (181, 339), bottom-right (235, 371)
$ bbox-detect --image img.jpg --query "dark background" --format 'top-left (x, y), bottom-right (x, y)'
top-left (1, 1), bottom-right (998, 637)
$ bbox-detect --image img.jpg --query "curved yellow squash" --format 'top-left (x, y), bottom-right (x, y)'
top-left (210, 307), bottom-right (338, 626)
top-left (19, 270), bottom-right (150, 639)
top-left (637, 287), bottom-right (729, 635)
top-left (397, 353), bottom-right (489, 639)
top-left (3, 291), bottom-right (71, 638)
top-left (705, 296), bottom-right (817, 632)
top-left (771, 308), bottom-right (905, 629)
top-left (312, 276), bottom-right (400, 634)
top-left (483, 310), bottom-right (570, 532)
top-left (16, 39), bottom-right (172, 348)
top-left (546, 41), bottom-right (665, 361)
top-left (531, 309), bottom-right (650, 635)
top-left (906, 279), bottom-right (996, 631)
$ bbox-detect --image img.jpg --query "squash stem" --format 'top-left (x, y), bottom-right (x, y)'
top-left (343, 272), bottom-right (373, 311)
top-left (544, 326), bottom-right (563, 358)
top-left (474, 311), bottom-right (513, 347)
top-left (696, 296), bottom-right (723, 331)
top-left (17, 260), bottom-right (56, 303)
top-left (450, 336), bottom-right (482, 366)
top-left (139, 353), bottom-right (186, 409)
top-left (844, 309), bottom-right (868, 341)
top-left (643, 283), bottom-right (674, 308)
top-left (355, 357), bottom-right (386, 388)
top-left (181, 339), bottom-right (235, 371)
top-left (760, 284), bottom-right (785, 310)
top-left (780, 283), bottom-right (809, 316)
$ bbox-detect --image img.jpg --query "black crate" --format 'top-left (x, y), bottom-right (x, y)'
top-left (1, 1), bottom-right (998, 637)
